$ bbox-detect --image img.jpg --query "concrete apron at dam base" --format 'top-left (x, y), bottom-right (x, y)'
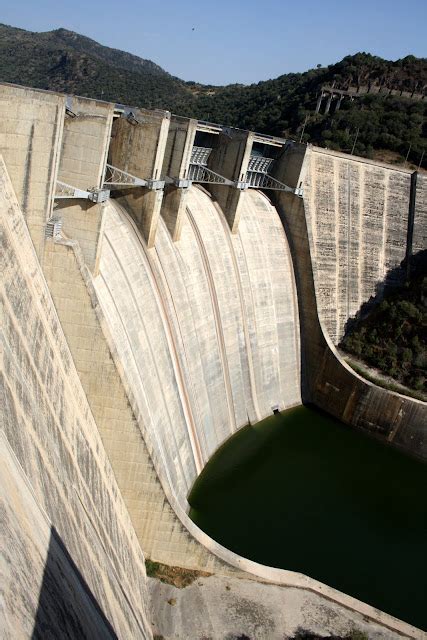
top-left (1, 82), bottom-right (426, 640)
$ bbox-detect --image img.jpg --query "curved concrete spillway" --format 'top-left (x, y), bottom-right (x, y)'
top-left (93, 187), bottom-right (301, 498)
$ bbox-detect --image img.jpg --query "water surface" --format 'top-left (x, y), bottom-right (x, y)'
top-left (189, 405), bottom-right (427, 630)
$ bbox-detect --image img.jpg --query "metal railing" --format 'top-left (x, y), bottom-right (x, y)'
top-left (190, 146), bottom-right (212, 166)
top-left (247, 155), bottom-right (274, 173)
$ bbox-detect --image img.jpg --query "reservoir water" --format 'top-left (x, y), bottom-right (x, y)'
top-left (188, 405), bottom-right (427, 630)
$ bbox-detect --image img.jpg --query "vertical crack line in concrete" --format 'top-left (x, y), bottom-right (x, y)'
top-left (22, 123), bottom-right (35, 217)
top-left (405, 171), bottom-right (418, 278)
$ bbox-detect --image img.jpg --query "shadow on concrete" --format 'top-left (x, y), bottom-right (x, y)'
top-left (342, 249), bottom-right (427, 339)
top-left (31, 526), bottom-right (117, 640)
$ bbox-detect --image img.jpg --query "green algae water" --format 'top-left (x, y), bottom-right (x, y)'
top-left (188, 405), bottom-right (427, 630)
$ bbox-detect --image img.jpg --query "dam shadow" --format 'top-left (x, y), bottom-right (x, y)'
top-left (342, 249), bottom-right (426, 339)
top-left (31, 526), bottom-right (117, 640)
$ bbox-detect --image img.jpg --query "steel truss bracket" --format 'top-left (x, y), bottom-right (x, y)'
top-left (187, 164), bottom-right (234, 186)
top-left (246, 172), bottom-right (297, 193)
top-left (55, 181), bottom-right (110, 203)
top-left (103, 164), bottom-right (148, 188)
top-left (103, 165), bottom-right (165, 191)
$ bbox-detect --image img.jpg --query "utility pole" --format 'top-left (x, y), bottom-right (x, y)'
top-left (417, 150), bottom-right (425, 169)
top-left (405, 144), bottom-right (412, 166)
top-left (299, 115), bottom-right (309, 143)
top-left (351, 127), bottom-right (360, 155)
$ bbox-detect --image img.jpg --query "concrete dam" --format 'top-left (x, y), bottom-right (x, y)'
top-left (1, 82), bottom-right (426, 639)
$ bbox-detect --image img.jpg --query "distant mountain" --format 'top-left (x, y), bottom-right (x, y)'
top-left (0, 23), bottom-right (191, 107)
top-left (0, 23), bottom-right (426, 167)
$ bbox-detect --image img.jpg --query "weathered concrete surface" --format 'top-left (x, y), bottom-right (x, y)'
top-left (93, 186), bottom-right (301, 500)
top-left (58, 95), bottom-right (113, 190)
top-left (0, 83), bottom-right (64, 258)
top-left (160, 116), bottom-right (197, 242)
top-left (148, 575), bottom-right (412, 640)
top-left (208, 129), bottom-right (253, 233)
top-left (110, 108), bottom-right (170, 182)
top-left (0, 155), bottom-right (152, 639)
top-left (55, 96), bottom-right (114, 272)
top-left (162, 116), bottom-right (197, 180)
top-left (278, 144), bottom-right (426, 344)
top-left (109, 108), bottom-right (170, 247)
top-left (1, 434), bottom-right (118, 640)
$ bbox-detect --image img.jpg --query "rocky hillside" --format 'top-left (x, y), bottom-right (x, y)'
top-left (1, 24), bottom-right (426, 166)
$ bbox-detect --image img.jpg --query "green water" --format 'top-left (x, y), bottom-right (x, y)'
top-left (189, 405), bottom-right (427, 630)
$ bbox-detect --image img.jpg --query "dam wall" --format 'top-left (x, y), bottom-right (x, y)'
top-left (1, 83), bottom-right (426, 637)
top-left (0, 157), bottom-right (152, 638)
top-left (278, 144), bottom-right (427, 344)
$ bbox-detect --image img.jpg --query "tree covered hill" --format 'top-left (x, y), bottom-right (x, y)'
top-left (0, 23), bottom-right (426, 166)
top-left (0, 23), bottom-right (191, 107)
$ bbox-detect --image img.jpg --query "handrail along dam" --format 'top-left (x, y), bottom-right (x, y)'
top-left (1, 82), bottom-right (426, 639)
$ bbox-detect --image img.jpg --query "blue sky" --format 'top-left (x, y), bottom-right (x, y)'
top-left (2, 0), bottom-right (426, 85)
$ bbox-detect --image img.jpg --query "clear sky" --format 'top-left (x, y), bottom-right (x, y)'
top-left (2, 0), bottom-right (426, 85)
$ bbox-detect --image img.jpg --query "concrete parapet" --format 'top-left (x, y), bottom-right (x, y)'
top-left (0, 83), bottom-right (64, 258)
